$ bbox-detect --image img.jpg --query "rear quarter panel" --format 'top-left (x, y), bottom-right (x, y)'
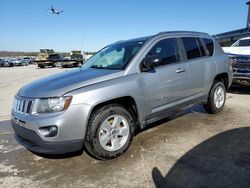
top-left (212, 39), bottom-right (232, 88)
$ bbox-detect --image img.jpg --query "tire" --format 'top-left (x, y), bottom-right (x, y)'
top-left (61, 64), bottom-right (68, 68)
top-left (75, 62), bottom-right (81, 67)
top-left (38, 64), bottom-right (45, 68)
top-left (203, 81), bottom-right (226, 114)
top-left (84, 104), bottom-right (135, 160)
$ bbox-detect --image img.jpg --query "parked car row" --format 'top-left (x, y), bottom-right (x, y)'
top-left (0, 57), bottom-right (34, 67)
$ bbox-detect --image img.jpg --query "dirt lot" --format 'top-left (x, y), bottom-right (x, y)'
top-left (0, 65), bottom-right (250, 188)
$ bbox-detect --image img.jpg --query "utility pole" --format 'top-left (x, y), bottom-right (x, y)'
top-left (246, 1), bottom-right (250, 29)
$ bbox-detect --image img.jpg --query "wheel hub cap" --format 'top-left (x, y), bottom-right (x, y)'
top-left (98, 114), bottom-right (130, 152)
top-left (214, 86), bottom-right (225, 108)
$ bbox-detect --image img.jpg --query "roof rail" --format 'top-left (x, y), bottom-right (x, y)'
top-left (156, 31), bottom-right (208, 36)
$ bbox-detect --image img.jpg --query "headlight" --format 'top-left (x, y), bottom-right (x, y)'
top-left (229, 57), bottom-right (236, 65)
top-left (35, 96), bottom-right (72, 113)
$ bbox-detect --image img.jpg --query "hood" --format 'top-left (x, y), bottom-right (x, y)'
top-left (19, 68), bottom-right (123, 98)
top-left (222, 47), bottom-right (250, 56)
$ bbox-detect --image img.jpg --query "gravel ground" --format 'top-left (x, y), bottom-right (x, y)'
top-left (0, 65), bottom-right (250, 188)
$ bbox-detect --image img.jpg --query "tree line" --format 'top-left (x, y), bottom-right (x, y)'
top-left (0, 51), bottom-right (96, 57)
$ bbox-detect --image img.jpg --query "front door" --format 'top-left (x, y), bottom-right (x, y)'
top-left (140, 38), bottom-right (189, 119)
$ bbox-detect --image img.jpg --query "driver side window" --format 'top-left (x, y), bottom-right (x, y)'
top-left (146, 38), bottom-right (181, 67)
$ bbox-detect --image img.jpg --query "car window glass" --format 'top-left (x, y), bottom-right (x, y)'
top-left (202, 38), bottom-right (214, 56)
top-left (197, 38), bottom-right (206, 56)
top-left (83, 40), bottom-right (145, 70)
top-left (182, 37), bottom-right (201, 60)
top-left (132, 46), bottom-right (140, 55)
top-left (146, 38), bottom-right (181, 67)
top-left (237, 39), bottom-right (250, 47)
top-left (93, 48), bottom-right (125, 67)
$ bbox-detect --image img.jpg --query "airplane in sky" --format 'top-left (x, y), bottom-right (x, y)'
top-left (48, 5), bottom-right (63, 15)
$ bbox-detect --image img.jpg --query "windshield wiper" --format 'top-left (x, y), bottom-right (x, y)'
top-left (90, 65), bottom-right (104, 69)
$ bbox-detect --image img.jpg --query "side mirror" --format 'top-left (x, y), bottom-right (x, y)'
top-left (142, 55), bottom-right (161, 71)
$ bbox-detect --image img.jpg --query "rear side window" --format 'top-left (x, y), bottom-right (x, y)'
top-left (197, 38), bottom-right (206, 56)
top-left (202, 38), bottom-right (214, 56)
top-left (147, 38), bottom-right (181, 66)
top-left (182, 37), bottom-right (202, 60)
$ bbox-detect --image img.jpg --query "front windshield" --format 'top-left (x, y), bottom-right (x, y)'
top-left (232, 39), bottom-right (250, 47)
top-left (82, 40), bottom-right (145, 70)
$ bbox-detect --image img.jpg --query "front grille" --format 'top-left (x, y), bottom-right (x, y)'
top-left (13, 97), bottom-right (35, 114)
top-left (231, 56), bottom-right (250, 72)
top-left (232, 57), bottom-right (250, 63)
top-left (232, 62), bottom-right (250, 69)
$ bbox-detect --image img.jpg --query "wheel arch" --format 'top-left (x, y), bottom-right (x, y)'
top-left (88, 96), bottom-right (141, 131)
top-left (214, 73), bottom-right (229, 90)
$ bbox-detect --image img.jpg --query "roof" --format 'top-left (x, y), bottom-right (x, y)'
top-left (114, 36), bottom-right (152, 44)
top-left (115, 31), bottom-right (210, 44)
top-left (156, 30), bottom-right (209, 36)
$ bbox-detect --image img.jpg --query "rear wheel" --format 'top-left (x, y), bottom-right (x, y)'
top-left (203, 81), bottom-right (226, 114)
top-left (84, 104), bottom-right (135, 160)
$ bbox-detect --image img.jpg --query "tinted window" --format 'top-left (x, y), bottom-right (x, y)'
top-left (147, 38), bottom-right (181, 67)
top-left (234, 39), bottom-right (250, 47)
top-left (202, 38), bottom-right (214, 56)
top-left (182, 37), bottom-right (201, 60)
top-left (197, 38), bottom-right (206, 56)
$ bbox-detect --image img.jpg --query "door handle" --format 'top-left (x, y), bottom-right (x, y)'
top-left (176, 68), bottom-right (186, 73)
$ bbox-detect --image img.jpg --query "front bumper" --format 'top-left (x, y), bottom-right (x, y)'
top-left (12, 121), bottom-right (83, 154)
top-left (233, 70), bottom-right (250, 82)
top-left (11, 103), bottom-right (91, 154)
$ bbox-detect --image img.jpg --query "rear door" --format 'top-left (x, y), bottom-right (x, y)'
top-left (141, 38), bottom-right (190, 119)
top-left (181, 37), bottom-right (213, 97)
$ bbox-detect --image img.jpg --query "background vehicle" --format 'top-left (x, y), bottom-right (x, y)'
top-left (37, 53), bottom-right (63, 68)
top-left (23, 57), bottom-right (33, 64)
top-left (0, 59), bottom-right (10, 67)
top-left (35, 49), bottom-right (55, 68)
top-left (223, 37), bottom-right (250, 85)
top-left (13, 59), bottom-right (22, 66)
top-left (36, 49), bottom-right (54, 61)
top-left (61, 51), bottom-right (84, 68)
top-left (12, 58), bottom-right (19, 66)
top-left (20, 58), bottom-right (29, 66)
top-left (12, 31), bottom-right (232, 160)
top-left (13, 58), bottom-right (29, 66)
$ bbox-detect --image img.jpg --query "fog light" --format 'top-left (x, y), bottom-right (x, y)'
top-left (39, 126), bottom-right (58, 137)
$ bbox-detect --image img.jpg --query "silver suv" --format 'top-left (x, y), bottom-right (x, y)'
top-left (11, 31), bottom-right (232, 160)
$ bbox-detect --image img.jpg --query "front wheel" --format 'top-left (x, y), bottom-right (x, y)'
top-left (203, 81), bottom-right (226, 114)
top-left (84, 104), bottom-right (135, 160)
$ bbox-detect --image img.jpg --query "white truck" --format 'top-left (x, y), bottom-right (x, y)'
top-left (223, 37), bottom-right (250, 85)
